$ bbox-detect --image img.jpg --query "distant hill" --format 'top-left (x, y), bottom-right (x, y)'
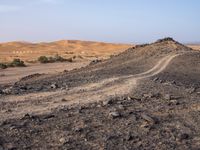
top-left (0, 40), bottom-right (132, 62)
top-left (187, 44), bottom-right (200, 51)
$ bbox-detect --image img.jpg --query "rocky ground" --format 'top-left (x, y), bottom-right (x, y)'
top-left (0, 38), bottom-right (200, 150)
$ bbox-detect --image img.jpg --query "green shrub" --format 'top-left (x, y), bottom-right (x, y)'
top-left (38, 56), bottom-right (49, 63)
top-left (0, 63), bottom-right (7, 69)
top-left (65, 57), bottom-right (73, 62)
top-left (0, 59), bottom-right (25, 69)
top-left (54, 54), bottom-right (66, 62)
top-left (10, 59), bottom-right (26, 67)
top-left (38, 55), bottom-right (68, 63)
top-left (48, 56), bottom-right (55, 63)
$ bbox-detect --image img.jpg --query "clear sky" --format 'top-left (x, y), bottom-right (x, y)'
top-left (0, 0), bottom-right (200, 43)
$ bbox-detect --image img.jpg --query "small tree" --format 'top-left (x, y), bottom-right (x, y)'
top-left (0, 63), bottom-right (7, 69)
top-left (10, 59), bottom-right (25, 67)
top-left (38, 56), bottom-right (49, 63)
top-left (54, 54), bottom-right (66, 62)
top-left (48, 56), bottom-right (55, 63)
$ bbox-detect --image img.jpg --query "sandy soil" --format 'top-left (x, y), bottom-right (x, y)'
top-left (0, 40), bottom-right (132, 62)
top-left (187, 45), bottom-right (200, 51)
top-left (0, 61), bottom-right (89, 85)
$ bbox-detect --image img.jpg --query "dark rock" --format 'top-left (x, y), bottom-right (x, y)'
top-left (4, 143), bottom-right (16, 150)
top-left (141, 114), bottom-right (155, 124)
top-left (153, 77), bottom-right (159, 82)
top-left (74, 127), bottom-right (83, 132)
top-left (168, 100), bottom-right (180, 106)
top-left (61, 98), bottom-right (67, 102)
top-left (130, 97), bottom-right (141, 101)
top-left (155, 37), bottom-right (175, 43)
top-left (61, 83), bottom-right (69, 90)
top-left (104, 135), bottom-right (118, 141)
top-left (126, 132), bottom-right (133, 141)
top-left (126, 96), bottom-right (131, 101)
top-left (26, 86), bottom-right (33, 90)
top-left (63, 69), bottom-right (69, 73)
top-left (140, 121), bottom-right (149, 128)
top-left (135, 44), bottom-right (149, 48)
top-left (132, 114), bottom-right (137, 121)
top-left (171, 80), bottom-right (176, 85)
top-left (118, 105), bottom-right (124, 110)
top-left (21, 113), bottom-right (32, 120)
top-left (19, 86), bottom-right (27, 90)
top-left (180, 133), bottom-right (189, 140)
top-left (21, 114), bottom-right (40, 121)
top-left (143, 93), bottom-right (153, 99)
top-left (164, 94), bottom-right (171, 100)
top-left (152, 93), bottom-right (161, 98)
top-left (50, 83), bottom-right (58, 89)
top-left (5, 109), bottom-right (12, 113)
top-left (109, 111), bottom-right (120, 118)
top-left (186, 87), bottom-right (196, 94)
top-left (89, 59), bottom-right (102, 65)
top-left (170, 95), bottom-right (182, 100)
top-left (0, 120), bottom-right (11, 126)
top-left (2, 87), bottom-right (12, 94)
top-left (43, 114), bottom-right (55, 120)
top-left (59, 137), bottom-right (70, 145)
top-left (102, 99), bottom-right (113, 106)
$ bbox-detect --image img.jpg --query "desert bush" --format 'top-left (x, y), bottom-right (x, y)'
top-left (0, 63), bottom-right (7, 69)
top-left (48, 56), bottom-right (55, 63)
top-left (54, 54), bottom-right (66, 62)
top-left (38, 56), bottom-right (49, 63)
top-left (0, 59), bottom-right (25, 69)
top-left (38, 55), bottom-right (69, 63)
top-left (65, 57), bottom-right (73, 62)
top-left (9, 59), bottom-right (26, 67)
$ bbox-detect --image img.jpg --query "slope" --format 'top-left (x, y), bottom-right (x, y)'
top-left (0, 38), bottom-right (200, 150)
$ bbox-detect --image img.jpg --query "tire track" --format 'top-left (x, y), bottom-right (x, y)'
top-left (0, 54), bottom-right (179, 121)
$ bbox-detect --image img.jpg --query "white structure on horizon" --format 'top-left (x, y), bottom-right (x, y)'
top-left (12, 50), bottom-right (34, 54)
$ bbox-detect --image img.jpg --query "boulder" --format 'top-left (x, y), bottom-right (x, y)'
top-left (102, 99), bottom-right (112, 106)
top-left (141, 114), bottom-right (155, 124)
top-left (50, 83), bottom-right (58, 89)
top-left (2, 87), bottom-right (13, 94)
top-left (109, 111), bottom-right (120, 118)
top-left (164, 94), bottom-right (171, 100)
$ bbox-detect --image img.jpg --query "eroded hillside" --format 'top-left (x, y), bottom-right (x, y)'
top-left (0, 38), bottom-right (200, 150)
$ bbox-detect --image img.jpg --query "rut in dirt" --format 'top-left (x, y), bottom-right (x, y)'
top-left (0, 53), bottom-right (181, 121)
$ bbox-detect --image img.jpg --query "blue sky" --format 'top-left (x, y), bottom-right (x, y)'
top-left (0, 0), bottom-right (199, 43)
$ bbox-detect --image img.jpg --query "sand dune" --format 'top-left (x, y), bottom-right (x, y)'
top-left (187, 44), bottom-right (200, 51)
top-left (0, 40), bottom-right (132, 62)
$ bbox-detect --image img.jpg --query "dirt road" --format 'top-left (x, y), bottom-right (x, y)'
top-left (0, 54), bottom-right (178, 121)
top-left (1, 39), bottom-right (200, 150)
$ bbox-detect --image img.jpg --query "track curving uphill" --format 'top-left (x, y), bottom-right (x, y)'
top-left (0, 38), bottom-right (200, 150)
